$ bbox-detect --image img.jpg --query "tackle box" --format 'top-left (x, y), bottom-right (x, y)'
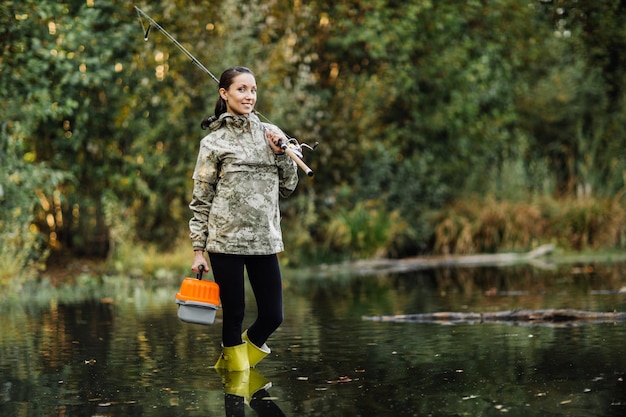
top-left (175, 268), bottom-right (220, 325)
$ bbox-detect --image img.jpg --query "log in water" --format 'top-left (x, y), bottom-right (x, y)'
top-left (363, 309), bottom-right (626, 324)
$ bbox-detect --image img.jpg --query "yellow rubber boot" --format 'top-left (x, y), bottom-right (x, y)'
top-left (242, 330), bottom-right (271, 367)
top-left (214, 343), bottom-right (250, 372)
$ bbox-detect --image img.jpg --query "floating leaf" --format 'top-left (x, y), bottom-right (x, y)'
top-left (327, 376), bottom-right (355, 384)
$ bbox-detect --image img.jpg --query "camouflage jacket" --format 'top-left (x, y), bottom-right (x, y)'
top-left (189, 112), bottom-right (299, 255)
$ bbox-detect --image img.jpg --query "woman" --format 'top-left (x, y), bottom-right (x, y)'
top-left (189, 67), bottom-right (299, 372)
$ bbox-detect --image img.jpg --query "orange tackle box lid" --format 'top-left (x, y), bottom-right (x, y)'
top-left (175, 277), bottom-right (221, 306)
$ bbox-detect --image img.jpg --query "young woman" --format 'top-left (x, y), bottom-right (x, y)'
top-left (189, 67), bottom-right (299, 372)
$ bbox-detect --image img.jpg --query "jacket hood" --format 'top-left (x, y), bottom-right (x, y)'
top-left (207, 112), bottom-right (261, 132)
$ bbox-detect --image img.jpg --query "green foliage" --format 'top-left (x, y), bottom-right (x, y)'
top-left (0, 124), bottom-right (71, 287)
top-left (324, 199), bottom-right (409, 260)
top-left (2, 0), bottom-right (626, 279)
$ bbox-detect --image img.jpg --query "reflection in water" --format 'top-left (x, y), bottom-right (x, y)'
top-left (220, 369), bottom-right (285, 417)
top-left (0, 263), bottom-right (625, 416)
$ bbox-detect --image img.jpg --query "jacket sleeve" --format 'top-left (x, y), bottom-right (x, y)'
top-left (189, 140), bottom-right (220, 251)
top-left (275, 152), bottom-right (299, 198)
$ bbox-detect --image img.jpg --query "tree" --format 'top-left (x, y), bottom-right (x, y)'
top-left (2, 0), bottom-right (626, 272)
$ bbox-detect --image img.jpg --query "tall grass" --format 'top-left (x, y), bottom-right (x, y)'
top-left (323, 200), bottom-right (409, 260)
top-left (4, 193), bottom-right (625, 298)
top-left (431, 195), bottom-right (626, 254)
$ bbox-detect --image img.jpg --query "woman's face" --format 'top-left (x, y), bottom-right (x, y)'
top-left (220, 73), bottom-right (257, 115)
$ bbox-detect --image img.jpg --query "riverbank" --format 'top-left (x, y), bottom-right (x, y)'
top-left (38, 244), bottom-right (626, 285)
top-left (300, 245), bottom-right (626, 279)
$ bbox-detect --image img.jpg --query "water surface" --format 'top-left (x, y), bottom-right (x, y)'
top-left (1, 263), bottom-right (625, 416)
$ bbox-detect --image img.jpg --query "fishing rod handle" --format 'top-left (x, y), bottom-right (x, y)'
top-left (279, 141), bottom-right (314, 177)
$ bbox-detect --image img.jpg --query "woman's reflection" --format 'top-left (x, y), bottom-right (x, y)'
top-left (219, 368), bottom-right (286, 417)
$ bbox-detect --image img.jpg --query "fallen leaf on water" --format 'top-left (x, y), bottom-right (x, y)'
top-left (327, 376), bottom-right (354, 384)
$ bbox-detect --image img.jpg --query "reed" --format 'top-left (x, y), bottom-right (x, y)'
top-left (431, 195), bottom-right (626, 254)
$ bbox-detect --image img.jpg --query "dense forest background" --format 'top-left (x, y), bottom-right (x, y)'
top-left (2, 0), bottom-right (626, 284)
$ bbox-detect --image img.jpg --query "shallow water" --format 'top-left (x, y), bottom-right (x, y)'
top-left (1, 263), bottom-right (625, 416)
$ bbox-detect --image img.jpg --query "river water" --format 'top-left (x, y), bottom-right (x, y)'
top-left (1, 261), bottom-right (625, 416)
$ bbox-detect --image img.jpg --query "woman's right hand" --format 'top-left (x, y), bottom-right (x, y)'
top-left (192, 250), bottom-right (210, 273)
top-left (266, 129), bottom-right (286, 154)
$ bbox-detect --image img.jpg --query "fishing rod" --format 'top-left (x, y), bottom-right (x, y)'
top-left (134, 5), bottom-right (317, 177)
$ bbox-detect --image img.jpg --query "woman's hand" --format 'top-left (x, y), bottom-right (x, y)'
top-left (266, 129), bottom-right (286, 154)
top-left (192, 250), bottom-right (209, 273)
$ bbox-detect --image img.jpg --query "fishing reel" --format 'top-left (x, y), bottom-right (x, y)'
top-left (277, 137), bottom-right (318, 177)
top-left (282, 137), bottom-right (319, 160)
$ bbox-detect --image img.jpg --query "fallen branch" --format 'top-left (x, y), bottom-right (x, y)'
top-left (313, 244), bottom-right (557, 277)
top-left (363, 309), bottom-right (626, 326)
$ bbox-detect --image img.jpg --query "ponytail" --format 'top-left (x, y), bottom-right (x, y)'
top-left (200, 97), bottom-right (225, 129)
top-left (199, 66), bottom-right (254, 130)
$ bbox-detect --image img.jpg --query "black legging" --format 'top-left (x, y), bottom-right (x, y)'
top-left (209, 253), bottom-right (283, 348)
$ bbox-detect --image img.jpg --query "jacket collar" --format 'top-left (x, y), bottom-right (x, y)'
top-left (207, 112), bottom-right (260, 132)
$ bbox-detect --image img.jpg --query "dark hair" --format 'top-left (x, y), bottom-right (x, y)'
top-left (200, 66), bottom-right (255, 129)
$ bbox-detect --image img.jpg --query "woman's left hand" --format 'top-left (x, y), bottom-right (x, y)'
top-left (266, 130), bottom-right (286, 154)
